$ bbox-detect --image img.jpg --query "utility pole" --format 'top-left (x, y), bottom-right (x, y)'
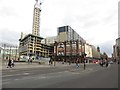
top-left (64, 41), bottom-right (66, 63)
top-left (76, 40), bottom-right (79, 60)
top-left (54, 41), bottom-right (58, 66)
top-left (15, 46), bottom-right (17, 61)
top-left (2, 44), bottom-right (6, 61)
top-left (9, 46), bottom-right (12, 60)
top-left (70, 40), bottom-right (72, 65)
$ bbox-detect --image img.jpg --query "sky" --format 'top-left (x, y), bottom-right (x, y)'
top-left (0, 0), bottom-right (119, 57)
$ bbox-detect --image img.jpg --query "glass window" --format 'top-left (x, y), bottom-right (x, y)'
top-left (59, 27), bottom-right (65, 33)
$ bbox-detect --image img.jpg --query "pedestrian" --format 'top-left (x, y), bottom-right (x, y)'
top-left (118, 61), bottom-right (119, 64)
top-left (76, 59), bottom-right (80, 68)
top-left (49, 57), bottom-right (52, 65)
top-left (99, 60), bottom-right (103, 67)
top-left (105, 60), bottom-right (109, 68)
top-left (11, 58), bottom-right (15, 67)
top-left (30, 57), bottom-right (32, 64)
top-left (7, 59), bottom-right (12, 68)
top-left (83, 59), bottom-right (86, 70)
top-left (49, 59), bottom-right (51, 65)
top-left (28, 57), bottom-right (30, 64)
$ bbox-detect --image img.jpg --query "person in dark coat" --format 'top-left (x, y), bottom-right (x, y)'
top-left (7, 59), bottom-right (12, 68)
top-left (105, 60), bottom-right (109, 67)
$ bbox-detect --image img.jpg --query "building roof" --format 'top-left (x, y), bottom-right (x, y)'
top-left (19, 34), bottom-right (44, 42)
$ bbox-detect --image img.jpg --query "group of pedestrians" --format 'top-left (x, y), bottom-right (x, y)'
top-left (99, 59), bottom-right (109, 68)
top-left (7, 58), bottom-right (15, 68)
top-left (75, 58), bottom-right (86, 70)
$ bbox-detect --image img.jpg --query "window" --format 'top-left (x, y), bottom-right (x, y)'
top-left (59, 27), bottom-right (65, 33)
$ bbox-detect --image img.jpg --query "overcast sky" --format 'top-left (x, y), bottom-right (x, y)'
top-left (0, 0), bottom-right (119, 57)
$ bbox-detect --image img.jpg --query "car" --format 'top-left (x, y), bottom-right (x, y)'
top-left (109, 61), bottom-right (113, 64)
top-left (93, 60), bottom-right (99, 64)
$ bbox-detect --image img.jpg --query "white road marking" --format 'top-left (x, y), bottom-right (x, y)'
top-left (23, 73), bottom-right (30, 75)
top-left (14, 79), bottom-right (19, 80)
top-left (2, 81), bottom-right (11, 85)
top-left (38, 76), bottom-right (46, 79)
top-left (3, 72), bottom-right (30, 77)
top-left (2, 74), bottom-right (22, 77)
top-left (2, 79), bottom-right (11, 82)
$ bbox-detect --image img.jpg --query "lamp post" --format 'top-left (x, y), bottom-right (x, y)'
top-left (63, 41), bottom-right (66, 63)
top-left (83, 53), bottom-right (87, 70)
top-left (54, 41), bottom-right (58, 66)
top-left (70, 40), bottom-right (72, 65)
top-left (2, 44), bottom-right (6, 61)
top-left (15, 46), bottom-right (17, 61)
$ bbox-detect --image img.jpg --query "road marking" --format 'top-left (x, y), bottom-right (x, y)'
top-left (38, 76), bottom-right (46, 79)
top-left (2, 74), bottom-right (21, 77)
top-left (2, 73), bottom-right (30, 77)
top-left (23, 73), bottom-right (30, 75)
top-left (2, 81), bottom-right (11, 85)
top-left (14, 79), bottom-right (19, 80)
top-left (2, 79), bottom-right (11, 82)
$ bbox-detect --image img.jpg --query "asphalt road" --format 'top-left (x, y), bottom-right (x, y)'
top-left (2, 63), bottom-right (118, 88)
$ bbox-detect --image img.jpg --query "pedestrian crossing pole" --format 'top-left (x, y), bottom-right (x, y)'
top-left (54, 41), bottom-right (58, 66)
top-left (83, 42), bottom-right (87, 70)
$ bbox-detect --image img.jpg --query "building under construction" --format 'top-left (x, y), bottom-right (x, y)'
top-left (19, 1), bottom-right (100, 61)
top-left (19, 0), bottom-right (54, 59)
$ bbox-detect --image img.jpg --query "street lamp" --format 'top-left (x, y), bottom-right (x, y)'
top-left (54, 41), bottom-right (58, 66)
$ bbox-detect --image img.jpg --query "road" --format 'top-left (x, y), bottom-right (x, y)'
top-left (2, 63), bottom-right (118, 88)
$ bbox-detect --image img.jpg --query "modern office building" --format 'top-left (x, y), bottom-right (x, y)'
top-left (58, 26), bottom-right (86, 43)
top-left (42, 26), bottom-right (86, 57)
top-left (43, 26), bottom-right (100, 60)
top-left (85, 43), bottom-right (100, 59)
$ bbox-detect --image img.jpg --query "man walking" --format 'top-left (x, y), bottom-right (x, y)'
top-left (76, 58), bottom-right (80, 68)
top-left (7, 59), bottom-right (12, 68)
top-left (105, 60), bottom-right (109, 68)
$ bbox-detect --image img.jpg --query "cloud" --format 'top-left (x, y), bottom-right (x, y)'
top-left (99, 40), bottom-right (115, 57)
top-left (0, 0), bottom-right (118, 56)
top-left (0, 7), bottom-right (17, 17)
top-left (82, 20), bottom-right (99, 28)
top-left (0, 29), bottom-right (20, 45)
top-left (40, 28), bottom-right (57, 38)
